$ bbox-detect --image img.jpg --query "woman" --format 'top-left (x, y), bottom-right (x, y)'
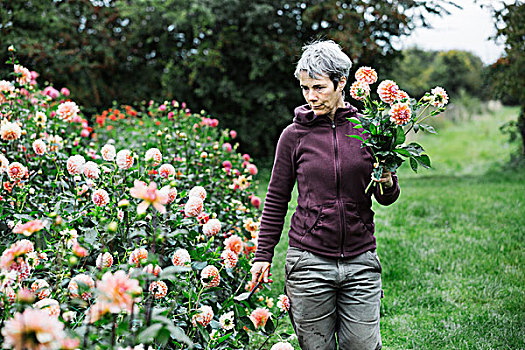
top-left (250, 40), bottom-right (400, 349)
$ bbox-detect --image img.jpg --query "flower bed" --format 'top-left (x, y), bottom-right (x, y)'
top-left (0, 47), bottom-right (292, 349)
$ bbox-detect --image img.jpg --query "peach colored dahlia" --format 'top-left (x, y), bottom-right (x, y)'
top-left (68, 274), bottom-right (95, 300)
top-left (0, 154), bottom-right (8, 173)
top-left (31, 279), bottom-right (51, 300)
top-left (203, 218), bottom-right (221, 237)
top-left (66, 155), bottom-right (86, 175)
top-left (130, 180), bottom-right (170, 215)
top-left (191, 305), bottom-right (214, 327)
top-left (32, 139), bottom-right (47, 155)
top-left (116, 149), bottom-right (134, 170)
top-left (101, 144), bottom-right (116, 161)
top-left (149, 281), bottom-right (168, 299)
top-left (128, 248), bottom-right (148, 267)
top-left (0, 121), bottom-right (22, 141)
top-left (377, 80), bottom-right (399, 105)
top-left (355, 66), bottom-right (378, 84)
top-left (95, 270), bottom-right (141, 314)
top-left (158, 163), bottom-right (176, 179)
top-left (271, 342), bottom-right (294, 350)
top-left (430, 86), bottom-right (449, 107)
top-left (249, 307), bottom-right (272, 329)
top-left (389, 102), bottom-right (412, 126)
top-left (34, 298), bottom-right (60, 318)
top-left (92, 189), bottom-right (110, 207)
top-left (145, 148), bottom-right (162, 166)
top-left (7, 162), bottom-right (27, 180)
top-left (83, 161), bottom-right (100, 179)
top-left (189, 185), bottom-right (207, 200)
top-left (350, 80), bottom-right (370, 101)
top-left (277, 294), bottom-right (290, 312)
top-left (96, 252), bottom-right (113, 269)
top-left (184, 196), bottom-right (204, 217)
top-left (1, 308), bottom-right (65, 350)
top-left (57, 101), bottom-right (80, 122)
top-left (200, 265), bottom-right (220, 288)
top-left (172, 249), bottom-right (191, 266)
top-left (220, 250), bottom-right (238, 269)
top-left (224, 235), bottom-right (243, 255)
top-left (13, 219), bottom-right (44, 237)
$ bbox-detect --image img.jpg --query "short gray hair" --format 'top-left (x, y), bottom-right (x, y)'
top-left (294, 40), bottom-right (352, 88)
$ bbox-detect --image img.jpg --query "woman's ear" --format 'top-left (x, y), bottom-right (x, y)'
top-left (338, 76), bottom-right (347, 91)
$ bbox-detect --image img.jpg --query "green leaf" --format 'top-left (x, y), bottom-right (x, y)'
top-left (413, 124), bottom-right (420, 133)
top-left (167, 324), bottom-right (193, 346)
top-left (264, 318), bottom-right (275, 333)
top-left (353, 124), bottom-right (363, 129)
top-left (409, 157), bottom-right (418, 172)
top-left (420, 124), bottom-right (437, 134)
top-left (393, 149), bottom-right (410, 157)
top-left (347, 117), bottom-right (361, 124)
top-left (346, 134), bottom-right (365, 142)
top-left (216, 332), bottom-right (233, 345)
top-left (370, 123), bottom-right (377, 135)
top-left (394, 126), bottom-right (405, 146)
top-left (415, 154), bottom-right (431, 168)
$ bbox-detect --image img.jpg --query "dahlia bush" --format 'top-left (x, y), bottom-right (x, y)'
top-left (0, 47), bottom-right (291, 349)
top-left (348, 66), bottom-right (449, 193)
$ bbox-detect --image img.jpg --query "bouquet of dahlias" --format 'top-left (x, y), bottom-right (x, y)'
top-left (347, 66), bottom-right (449, 193)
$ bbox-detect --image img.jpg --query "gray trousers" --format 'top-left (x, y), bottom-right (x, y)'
top-left (285, 247), bottom-right (382, 350)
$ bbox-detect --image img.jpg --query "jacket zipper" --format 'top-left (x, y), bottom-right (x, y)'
top-left (332, 120), bottom-right (346, 258)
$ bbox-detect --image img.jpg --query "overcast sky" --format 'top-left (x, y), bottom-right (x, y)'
top-left (395, 0), bottom-right (509, 65)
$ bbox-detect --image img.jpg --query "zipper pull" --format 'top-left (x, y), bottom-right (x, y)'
top-left (331, 121), bottom-right (336, 129)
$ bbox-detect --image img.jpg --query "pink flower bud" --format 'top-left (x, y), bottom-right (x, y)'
top-left (230, 130), bottom-right (237, 139)
top-left (60, 87), bottom-right (70, 96)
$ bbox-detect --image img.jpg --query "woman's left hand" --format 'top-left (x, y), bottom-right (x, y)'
top-left (373, 169), bottom-right (394, 188)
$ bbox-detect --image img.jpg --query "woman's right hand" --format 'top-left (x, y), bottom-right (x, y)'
top-left (250, 261), bottom-right (271, 285)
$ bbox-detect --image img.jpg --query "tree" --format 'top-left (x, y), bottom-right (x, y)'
top-left (490, 1), bottom-right (525, 157)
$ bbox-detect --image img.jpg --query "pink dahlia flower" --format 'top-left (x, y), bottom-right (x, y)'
top-left (129, 180), bottom-right (170, 215)
top-left (92, 189), bottom-right (110, 207)
top-left (250, 195), bottom-right (261, 209)
top-left (7, 162), bottom-right (27, 180)
top-left (116, 149), bottom-right (134, 170)
top-left (172, 249), bottom-right (191, 266)
top-left (203, 218), bottom-right (221, 237)
top-left (149, 281), bottom-right (168, 299)
top-left (34, 298), bottom-right (60, 318)
top-left (184, 196), bottom-right (204, 217)
top-left (43, 86), bottom-right (60, 99)
top-left (221, 250), bottom-right (239, 269)
top-left (68, 274), bottom-right (95, 300)
top-left (224, 235), bottom-right (243, 255)
top-left (277, 294), bottom-right (290, 312)
top-left (101, 144), bottom-right (116, 161)
top-left (395, 90), bottom-right (410, 102)
top-left (167, 187), bottom-right (178, 204)
top-left (96, 252), bottom-right (113, 269)
top-left (246, 163), bottom-right (258, 175)
top-left (192, 305), bottom-right (214, 327)
top-left (32, 139), bottom-right (47, 155)
top-left (249, 307), bottom-right (272, 329)
top-left (72, 241), bottom-right (89, 258)
top-left (56, 101), bottom-right (80, 122)
top-left (145, 148), bottom-right (162, 166)
top-left (13, 219), bottom-right (44, 237)
top-left (189, 186), bottom-right (207, 200)
top-left (389, 102), bottom-right (412, 126)
top-left (143, 264), bottom-right (162, 277)
top-left (83, 161), bottom-right (100, 179)
top-left (222, 142), bottom-right (232, 152)
top-left (355, 66), bottom-right (378, 84)
top-left (350, 80), bottom-right (371, 101)
top-left (2, 308), bottom-right (65, 349)
top-left (66, 155), bottom-right (86, 175)
top-left (200, 265), bottom-right (220, 288)
top-left (94, 270), bottom-right (141, 315)
top-left (128, 248), bottom-right (148, 267)
top-left (14, 64), bottom-right (31, 85)
top-left (31, 279), bottom-right (51, 300)
top-left (158, 163), bottom-right (175, 179)
top-left (0, 121), bottom-right (22, 141)
top-left (377, 80), bottom-right (400, 105)
top-left (0, 154), bottom-right (9, 173)
top-left (0, 80), bottom-right (14, 102)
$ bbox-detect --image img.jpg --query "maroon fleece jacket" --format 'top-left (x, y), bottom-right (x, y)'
top-left (254, 103), bottom-right (400, 262)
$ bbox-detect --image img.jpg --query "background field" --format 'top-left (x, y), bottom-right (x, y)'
top-left (255, 105), bottom-right (524, 349)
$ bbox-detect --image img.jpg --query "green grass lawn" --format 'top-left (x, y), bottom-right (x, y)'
top-left (254, 106), bottom-right (524, 349)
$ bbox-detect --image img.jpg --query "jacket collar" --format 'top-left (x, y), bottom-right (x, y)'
top-left (293, 102), bottom-right (358, 126)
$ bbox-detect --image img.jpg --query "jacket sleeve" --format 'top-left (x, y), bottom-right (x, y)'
top-left (373, 172), bottom-right (400, 206)
top-left (253, 125), bottom-right (297, 263)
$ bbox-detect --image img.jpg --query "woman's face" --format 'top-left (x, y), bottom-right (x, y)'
top-left (299, 71), bottom-right (346, 118)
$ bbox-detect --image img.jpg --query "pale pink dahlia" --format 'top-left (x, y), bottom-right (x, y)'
top-left (200, 265), bottom-right (220, 288)
top-left (270, 342), bottom-right (294, 350)
top-left (224, 235), bottom-right (243, 255)
top-left (189, 186), bottom-right (207, 200)
top-left (389, 102), bottom-right (412, 126)
top-left (1, 308), bottom-right (65, 349)
top-left (4, 286), bottom-right (16, 303)
top-left (430, 86), bottom-right (449, 107)
top-left (145, 148), bottom-right (162, 166)
top-left (129, 247), bottom-right (148, 267)
top-left (14, 64), bottom-right (31, 85)
top-left (184, 196), bottom-right (204, 217)
top-left (96, 252), bottom-right (113, 269)
top-left (68, 274), bottom-right (95, 300)
top-left (377, 80), bottom-right (399, 105)
top-left (83, 161), bottom-right (100, 179)
top-left (129, 180), bottom-right (170, 215)
top-left (116, 149), bottom-right (134, 170)
top-left (13, 219), bottom-right (44, 237)
top-left (395, 90), bottom-right (410, 102)
top-left (202, 218), bottom-right (221, 237)
top-left (66, 155), bottom-right (86, 175)
top-left (158, 163), bottom-right (176, 179)
top-left (0, 121), bottom-right (22, 141)
top-left (34, 298), bottom-right (60, 318)
top-left (0, 80), bottom-right (14, 102)
top-left (7, 162), bottom-right (26, 180)
top-left (32, 139), bottom-right (47, 155)
top-left (149, 281), bottom-right (168, 299)
top-left (72, 241), bottom-right (89, 258)
top-left (350, 80), bottom-right (371, 101)
top-left (94, 270), bottom-right (141, 315)
top-left (101, 144), bottom-right (116, 161)
top-left (277, 294), bottom-right (290, 312)
top-left (92, 189), bottom-right (110, 207)
top-left (191, 305), bottom-right (214, 327)
top-left (249, 307), bottom-right (272, 329)
top-left (172, 249), bottom-right (191, 266)
top-left (31, 279), bottom-right (51, 299)
top-left (167, 187), bottom-right (178, 204)
top-left (220, 250), bottom-right (239, 269)
top-left (56, 101), bottom-right (80, 122)
top-left (355, 66), bottom-right (378, 84)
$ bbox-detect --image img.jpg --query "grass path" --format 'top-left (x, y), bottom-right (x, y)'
top-left (254, 106), bottom-right (524, 349)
